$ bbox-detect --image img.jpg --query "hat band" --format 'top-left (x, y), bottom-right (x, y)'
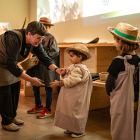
top-left (114, 28), bottom-right (137, 41)
top-left (39, 20), bottom-right (51, 24)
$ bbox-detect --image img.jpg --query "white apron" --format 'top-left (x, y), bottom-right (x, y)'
top-left (54, 64), bottom-right (93, 133)
top-left (110, 55), bottom-right (140, 140)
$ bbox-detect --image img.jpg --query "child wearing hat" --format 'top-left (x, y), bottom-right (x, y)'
top-left (106, 22), bottom-right (140, 140)
top-left (50, 44), bottom-right (93, 138)
top-left (27, 17), bottom-right (60, 118)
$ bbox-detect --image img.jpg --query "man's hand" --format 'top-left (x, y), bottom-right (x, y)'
top-left (30, 77), bottom-right (45, 86)
top-left (48, 64), bottom-right (66, 76)
top-left (50, 80), bottom-right (59, 88)
top-left (19, 72), bottom-right (45, 87)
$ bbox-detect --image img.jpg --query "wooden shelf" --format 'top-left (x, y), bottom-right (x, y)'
top-left (58, 43), bottom-right (115, 48)
top-left (58, 43), bottom-right (117, 73)
top-left (93, 80), bottom-right (105, 88)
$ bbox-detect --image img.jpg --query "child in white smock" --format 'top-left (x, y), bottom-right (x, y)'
top-left (50, 44), bottom-right (93, 138)
top-left (106, 22), bottom-right (140, 140)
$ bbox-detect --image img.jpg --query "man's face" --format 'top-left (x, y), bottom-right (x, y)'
top-left (27, 32), bottom-right (45, 47)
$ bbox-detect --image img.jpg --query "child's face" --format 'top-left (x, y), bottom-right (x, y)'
top-left (69, 51), bottom-right (82, 64)
top-left (113, 36), bottom-right (122, 51)
top-left (44, 25), bottom-right (51, 33)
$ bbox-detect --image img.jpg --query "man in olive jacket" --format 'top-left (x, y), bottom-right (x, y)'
top-left (0, 21), bottom-right (62, 131)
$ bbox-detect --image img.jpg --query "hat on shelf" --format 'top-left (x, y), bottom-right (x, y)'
top-left (39, 17), bottom-right (54, 26)
top-left (86, 37), bottom-right (99, 44)
top-left (108, 22), bottom-right (140, 44)
top-left (66, 44), bottom-right (92, 60)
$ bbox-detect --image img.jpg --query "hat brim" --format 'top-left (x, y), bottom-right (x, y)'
top-left (43, 23), bottom-right (54, 26)
top-left (66, 47), bottom-right (92, 60)
top-left (108, 27), bottom-right (140, 44)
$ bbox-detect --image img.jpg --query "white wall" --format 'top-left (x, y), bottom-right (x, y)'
top-left (29, 0), bottom-right (140, 44)
top-left (0, 0), bottom-right (139, 43)
top-left (50, 18), bottom-right (140, 43)
top-left (0, 0), bottom-right (30, 29)
top-left (30, 0), bottom-right (37, 23)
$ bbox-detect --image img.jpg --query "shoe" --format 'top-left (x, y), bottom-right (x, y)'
top-left (64, 130), bottom-right (72, 134)
top-left (27, 104), bottom-right (43, 114)
top-left (13, 117), bottom-right (24, 125)
top-left (37, 108), bottom-right (51, 119)
top-left (71, 132), bottom-right (85, 138)
top-left (2, 123), bottom-right (20, 131)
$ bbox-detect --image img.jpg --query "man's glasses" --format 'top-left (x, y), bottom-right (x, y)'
top-left (34, 35), bottom-right (45, 41)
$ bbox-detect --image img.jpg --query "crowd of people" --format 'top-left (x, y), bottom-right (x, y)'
top-left (0, 16), bottom-right (140, 139)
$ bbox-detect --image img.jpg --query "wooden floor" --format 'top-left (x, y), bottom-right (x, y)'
top-left (0, 89), bottom-right (112, 140)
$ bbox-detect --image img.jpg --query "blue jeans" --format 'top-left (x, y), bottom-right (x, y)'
top-left (32, 86), bottom-right (53, 111)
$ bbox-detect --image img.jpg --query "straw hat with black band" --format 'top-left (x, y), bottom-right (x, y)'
top-left (66, 44), bottom-right (92, 60)
top-left (39, 17), bottom-right (54, 26)
top-left (108, 22), bottom-right (140, 44)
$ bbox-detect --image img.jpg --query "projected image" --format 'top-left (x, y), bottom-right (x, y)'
top-left (83, 0), bottom-right (140, 25)
top-left (37, 0), bottom-right (140, 25)
top-left (83, 0), bottom-right (140, 18)
top-left (37, 0), bottom-right (83, 23)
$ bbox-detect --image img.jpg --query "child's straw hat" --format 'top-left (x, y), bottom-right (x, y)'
top-left (108, 22), bottom-right (140, 44)
top-left (66, 44), bottom-right (92, 60)
top-left (39, 17), bottom-right (54, 26)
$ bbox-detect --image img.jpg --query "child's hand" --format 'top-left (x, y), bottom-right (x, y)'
top-left (50, 80), bottom-right (59, 88)
top-left (60, 68), bottom-right (66, 76)
top-left (55, 68), bottom-right (66, 76)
